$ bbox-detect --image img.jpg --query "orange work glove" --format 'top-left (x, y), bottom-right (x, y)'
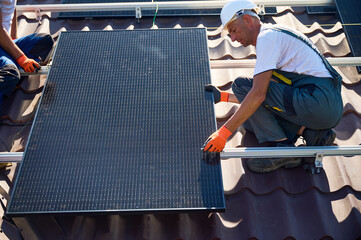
top-left (205, 85), bottom-right (229, 103)
top-left (16, 54), bottom-right (40, 73)
top-left (202, 126), bottom-right (232, 152)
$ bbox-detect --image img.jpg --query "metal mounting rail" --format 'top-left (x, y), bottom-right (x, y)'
top-left (0, 152), bottom-right (23, 163)
top-left (210, 57), bottom-right (361, 69)
top-left (16, 0), bottom-right (334, 13)
top-left (2, 145), bottom-right (361, 162)
top-left (221, 146), bottom-right (361, 158)
top-left (19, 66), bottom-right (50, 76)
top-left (20, 57), bottom-right (361, 76)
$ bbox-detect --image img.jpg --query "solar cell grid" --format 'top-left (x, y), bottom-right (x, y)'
top-left (7, 28), bottom-right (224, 216)
top-left (334, 0), bottom-right (361, 72)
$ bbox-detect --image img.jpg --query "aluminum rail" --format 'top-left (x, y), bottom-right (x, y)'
top-left (0, 153), bottom-right (23, 163)
top-left (16, 0), bottom-right (334, 13)
top-left (210, 57), bottom-right (361, 69)
top-left (19, 66), bottom-right (50, 76)
top-left (221, 146), bottom-right (361, 158)
top-left (19, 57), bottom-right (361, 76)
top-left (2, 145), bottom-right (360, 162)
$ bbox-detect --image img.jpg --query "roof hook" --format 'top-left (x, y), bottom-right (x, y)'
top-left (303, 152), bottom-right (324, 174)
top-left (35, 8), bottom-right (42, 24)
top-left (258, 4), bottom-right (265, 15)
top-left (136, 7), bottom-right (142, 24)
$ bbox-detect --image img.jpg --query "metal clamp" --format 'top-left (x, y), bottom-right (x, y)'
top-left (313, 152), bottom-right (324, 174)
top-left (302, 152), bottom-right (324, 174)
top-left (35, 8), bottom-right (42, 22)
top-left (136, 7), bottom-right (142, 19)
top-left (258, 4), bottom-right (265, 15)
top-left (315, 152), bottom-right (324, 168)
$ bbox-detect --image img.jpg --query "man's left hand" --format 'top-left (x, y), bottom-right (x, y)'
top-left (16, 54), bottom-right (40, 73)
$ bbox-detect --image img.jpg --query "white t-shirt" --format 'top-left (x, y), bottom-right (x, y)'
top-left (254, 23), bottom-right (332, 78)
top-left (1, 0), bottom-right (16, 33)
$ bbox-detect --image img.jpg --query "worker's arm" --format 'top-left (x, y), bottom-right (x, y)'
top-left (202, 70), bottom-right (273, 152)
top-left (223, 70), bottom-right (272, 132)
top-left (0, 11), bottom-right (23, 60)
top-left (0, 11), bottom-right (39, 72)
top-left (10, 8), bottom-right (17, 39)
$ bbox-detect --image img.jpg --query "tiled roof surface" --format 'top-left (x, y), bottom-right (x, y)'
top-left (0, 1), bottom-right (361, 239)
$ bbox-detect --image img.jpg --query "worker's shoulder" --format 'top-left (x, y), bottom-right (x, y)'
top-left (259, 24), bottom-right (279, 37)
top-left (258, 24), bottom-right (280, 42)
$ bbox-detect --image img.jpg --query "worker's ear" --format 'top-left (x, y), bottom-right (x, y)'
top-left (243, 14), bottom-right (253, 26)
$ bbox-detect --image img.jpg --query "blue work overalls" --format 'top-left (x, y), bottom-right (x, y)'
top-left (232, 26), bottom-right (343, 143)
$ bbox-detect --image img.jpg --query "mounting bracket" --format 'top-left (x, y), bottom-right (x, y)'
top-left (313, 152), bottom-right (324, 173)
top-left (35, 8), bottom-right (42, 22)
top-left (258, 4), bottom-right (265, 15)
top-left (136, 7), bottom-right (142, 23)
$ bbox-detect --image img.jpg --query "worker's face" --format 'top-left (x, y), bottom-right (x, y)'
top-left (227, 16), bottom-right (254, 47)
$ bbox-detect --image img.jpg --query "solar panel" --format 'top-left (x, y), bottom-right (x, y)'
top-left (334, 0), bottom-right (361, 72)
top-left (59, 0), bottom-right (220, 18)
top-left (7, 28), bottom-right (225, 216)
top-left (306, 6), bottom-right (337, 15)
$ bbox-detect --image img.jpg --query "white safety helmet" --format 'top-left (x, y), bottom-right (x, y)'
top-left (220, 0), bottom-right (260, 37)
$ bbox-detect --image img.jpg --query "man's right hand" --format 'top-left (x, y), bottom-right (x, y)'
top-left (202, 126), bottom-right (232, 152)
top-left (16, 54), bottom-right (40, 73)
top-left (205, 85), bottom-right (229, 103)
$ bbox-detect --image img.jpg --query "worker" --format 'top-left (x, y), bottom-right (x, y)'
top-left (203, 0), bottom-right (343, 173)
top-left (0, 0), bottom-right (54, 107)
top-left (1, 0), bottom-right (53, 168)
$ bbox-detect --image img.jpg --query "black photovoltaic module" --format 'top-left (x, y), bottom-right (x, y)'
top-left (7, 29), bottom-right (224, 216)
top-left (334, 0), bottom-right (361, 72)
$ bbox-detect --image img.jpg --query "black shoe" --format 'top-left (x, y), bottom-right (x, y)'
top-left (302, 128), bottom-right (336, 146)
top-left (247, 140), bottom-right (301, 173)
top-left (247, 156), bottom-right (302, 173)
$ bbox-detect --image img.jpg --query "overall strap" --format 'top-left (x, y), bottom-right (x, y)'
top-left (268, 26), bottom-right (341, 84)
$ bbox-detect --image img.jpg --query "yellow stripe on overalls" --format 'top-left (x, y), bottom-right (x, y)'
top-left (272, 71), bottom-right (292, 85)
top-left (265, 105), bottom-right (284, 112)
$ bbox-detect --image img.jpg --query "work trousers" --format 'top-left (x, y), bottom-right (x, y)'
top-left (232, 70), bottom-right (343, 143)
top-left (0, 33), bottom-right (53, 101)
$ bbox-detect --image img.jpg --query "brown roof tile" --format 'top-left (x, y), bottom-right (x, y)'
top-left (1, 2), bottom-right (361, 239)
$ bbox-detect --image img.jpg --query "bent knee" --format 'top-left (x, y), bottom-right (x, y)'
top-left (38, 33), bottom-right (54, 45)
top-left (232, 77), bottom-right (253, 100)
top-left (0, 64), bottom-right (21, 97)
top-left (29, 34), bottom-right (54, 58)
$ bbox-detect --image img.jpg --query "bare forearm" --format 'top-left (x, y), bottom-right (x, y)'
top-left (10, 9), bottom-right (17, 39)
top-left (0, 27), bottom-right (23, 60)
top-left (223, 70), bottom-right (273, 133)
top-left (228, 93), bottom-right (239, 103)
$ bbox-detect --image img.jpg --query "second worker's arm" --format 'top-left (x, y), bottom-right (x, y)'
top-left (0, 11), bottom-right (40, 72)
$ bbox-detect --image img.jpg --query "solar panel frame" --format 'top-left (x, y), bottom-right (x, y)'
top-left (7, 28), bottom-right (225, 217)
top-left (306, 6), bottom-right (337, 15)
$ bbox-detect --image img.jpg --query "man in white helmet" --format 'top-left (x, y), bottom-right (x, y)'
top-left (203, 0), bottom-right (343, 173)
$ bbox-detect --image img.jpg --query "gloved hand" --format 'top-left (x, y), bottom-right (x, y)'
top-left (16, 54), bottom-right (40, 73)
top-left (202, 126), bottom-right (232, 152)
top-left (205, 85), bottom-right (229, 103)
